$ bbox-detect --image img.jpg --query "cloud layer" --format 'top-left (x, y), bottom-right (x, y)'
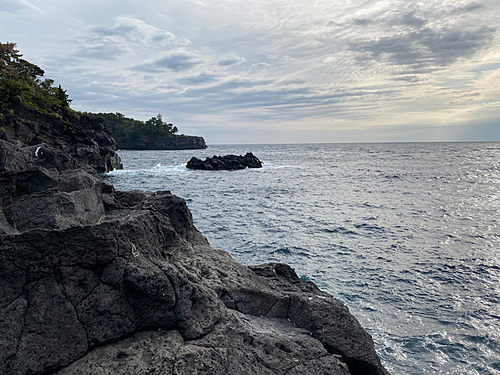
top-left (1, 0), bottom-right (499, 143)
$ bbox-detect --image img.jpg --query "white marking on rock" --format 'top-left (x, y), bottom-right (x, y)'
top-left (131, 243), bottom-right (139, 257)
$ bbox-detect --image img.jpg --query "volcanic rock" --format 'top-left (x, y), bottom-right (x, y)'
top-left (116, 135), bottom-right (207, 150)
top-left (0, 129), bottom-right (389, 374)
top-left (1, 103), bottom-right (122, 173)
top-left (186, 152), bottom-right (262, 170)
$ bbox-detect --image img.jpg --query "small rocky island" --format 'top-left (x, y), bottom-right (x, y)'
top-left (187, 152), bottom-right (263, 170)
top-left (0, 42), bottom-right (390, 375)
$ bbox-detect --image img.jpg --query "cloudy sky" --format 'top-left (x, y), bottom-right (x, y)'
top-left (1, 0), bottom-right (500, 143)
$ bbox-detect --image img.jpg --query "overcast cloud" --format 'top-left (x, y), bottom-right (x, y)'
top-left (1, 0), bottom-right (499, 143)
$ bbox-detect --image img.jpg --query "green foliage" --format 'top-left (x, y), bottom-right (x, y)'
top-left (0, 42), bottom-right (72, 113)
top-left (87, 112), bottom-right (179, 140)
top-left (143, 114), bottom-right (178, 137)
top-left (1, 43), bottom-right (181, 139)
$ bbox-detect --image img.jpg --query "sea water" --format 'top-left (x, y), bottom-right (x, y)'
top-left (103, 142), bottom-right (500, 374)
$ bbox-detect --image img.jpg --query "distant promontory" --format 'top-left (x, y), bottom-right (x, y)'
top-left (85, 112), bottom-right (207, 150)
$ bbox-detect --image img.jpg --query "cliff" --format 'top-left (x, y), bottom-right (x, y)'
top-left (115, 135), bottom-right (207, 150)
top-left (0, 113), bottom-right (390, 375)
top-left (0, 103), bottom-right (122, 173)
top-left (82, 112), bottom-right (208, 150)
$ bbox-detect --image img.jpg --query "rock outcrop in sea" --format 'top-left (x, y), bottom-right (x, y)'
top-left (187, 152), bottom-right (263, 170)
top-left (0, 109), bottom-right (390, 375)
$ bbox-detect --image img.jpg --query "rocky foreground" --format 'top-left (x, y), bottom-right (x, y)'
top-left (0, 109), bottom-right (390, 375)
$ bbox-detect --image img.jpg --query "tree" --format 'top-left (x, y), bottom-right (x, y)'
top-left (145, 114), bottom-right (164, 128)
top-left (0, 42), bottom-right (20, 76)
top-left (86, 112), bottom-right (182, 140)
top-left (0, 42), bottom-right (72, 112)
top-left (144, 114), bottom-right (177, 137)
top-left (54, 85), bottom-right (72, 108)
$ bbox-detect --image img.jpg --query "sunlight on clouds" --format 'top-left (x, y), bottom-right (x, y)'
top-left (217, 54), bottom-right (246, 67)
top-left (81, 16), bottom-right (187, 58)
top-left (111, 16), bottom-right (176, 44)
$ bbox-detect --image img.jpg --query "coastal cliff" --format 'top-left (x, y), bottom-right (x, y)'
top-left (115, 134), bottom-right (207, 150)
top-left (0, 104), bottom-right (122, 173)
top-left (0, 111), bottom-right (390, 375)
top-left (83, 112), bottom-right (208, 150)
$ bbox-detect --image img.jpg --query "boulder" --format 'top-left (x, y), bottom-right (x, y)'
top-left (187, 152), bottom-right (263, 170)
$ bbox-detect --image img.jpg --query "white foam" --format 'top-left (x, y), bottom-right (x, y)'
top-left (107, 164), bottom-right (189, 176)
top-left (261, 163), bottom-right (295, 169)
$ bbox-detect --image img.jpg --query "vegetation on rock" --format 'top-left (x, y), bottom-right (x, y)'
top-left (85, 112), bottom-right (180, 140)
top-left (0, 42), bottom-right (122, 172)
top-left (0, 42), bottom-right (71, 115)
top-left (1, 42), bottom-right (196, 149)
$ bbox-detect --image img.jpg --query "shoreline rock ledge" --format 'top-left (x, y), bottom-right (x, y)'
top-left (0, 126), bottom-right (390, 374)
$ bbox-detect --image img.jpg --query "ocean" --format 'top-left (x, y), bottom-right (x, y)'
top-left (103, 142), bottom-right (500, 375)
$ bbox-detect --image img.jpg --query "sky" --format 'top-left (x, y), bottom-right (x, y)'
top-left (1, 0), bottom-right (500, 144)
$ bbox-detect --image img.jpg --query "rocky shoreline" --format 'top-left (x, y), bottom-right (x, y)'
top-left (0, 108), bottom-right (390, 375)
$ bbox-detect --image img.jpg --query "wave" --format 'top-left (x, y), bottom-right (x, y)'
top-left (261, 162), bottom-right (295, 169)
top-left (107, 164), bottom-right (189, 176)
top-left (105, 162), bottom-right (296, 177)
top-left (322, 226), bottom-right (359, 236)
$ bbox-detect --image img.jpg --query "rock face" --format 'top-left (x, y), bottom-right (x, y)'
top-left (115, 135), bottom-right (207, 150)
top-left (187, 152), bottom-right (263, 170)
top-left (0, 124), bottom-right (390, 374)
top-left (1, 104), bottom-right (122, 173)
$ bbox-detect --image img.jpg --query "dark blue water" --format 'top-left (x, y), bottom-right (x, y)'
top-left (103, 143), bottom-right (500, 374)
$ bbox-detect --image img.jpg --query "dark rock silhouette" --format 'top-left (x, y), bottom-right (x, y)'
top-left (1, 103), bottom-right (122, 173)
top-left (187, 152), bottom-right (263, 170)
top-left (0, 114), bottom-right (389, 374)
top-left (115, 135), bottom-right (207, 150)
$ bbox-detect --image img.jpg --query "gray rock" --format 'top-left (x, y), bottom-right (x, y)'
top-left (55, 330), bottom-right (185, 375)
top-left (123, 259), bottom-right (177, 330)
top-left (57, 311), bottom-right (352, 375)
top-left (1, 168), bottom-right (105, 233)
top-left (1, 104), bottom-right (122, 172)
top-left (7, 275), bottom-right (88, 375)
top-left (0, 297), bottom-right (27, 374)
top-left (0, 140), bottom-right (83, 173)
top-left (187, 152), bottom-right (263, 170)
top-left (115, 135), bottom-right (207, 150)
